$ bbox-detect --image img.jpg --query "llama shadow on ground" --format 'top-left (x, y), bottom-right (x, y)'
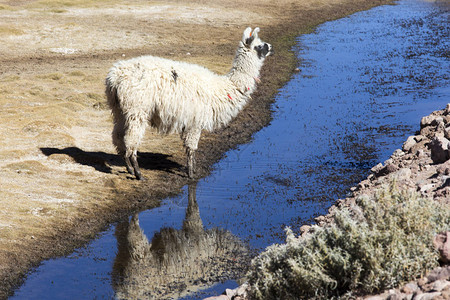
top-left (40, 147), bottom-right (182, 175)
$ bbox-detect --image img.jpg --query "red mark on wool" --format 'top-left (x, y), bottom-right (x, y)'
top-left (228, 94), bottom-right (232, 100)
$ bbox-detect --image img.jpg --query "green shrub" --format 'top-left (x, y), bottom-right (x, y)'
top-left (247, 185), bottom-right (449, 299)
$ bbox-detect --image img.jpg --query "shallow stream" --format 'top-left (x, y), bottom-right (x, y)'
top-left (12, 0), bottom-right (449, 299)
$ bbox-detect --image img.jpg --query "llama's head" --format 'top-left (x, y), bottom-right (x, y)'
top-left (240, 27), bottom-right (274, 60)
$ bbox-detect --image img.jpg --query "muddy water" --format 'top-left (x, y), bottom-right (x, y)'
top-left (11, 0), bottom-right (449, 299)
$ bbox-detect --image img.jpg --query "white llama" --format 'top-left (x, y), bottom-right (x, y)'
top-left (105, 27), bottom-right (273, 179)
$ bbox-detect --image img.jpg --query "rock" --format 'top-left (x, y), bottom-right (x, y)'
top-left (418, 277), bottom-right (429, 287)
top-left (203, 295), bottom-right (230, 300)
top-left (300, 225), bottom-right (311, 235)
top-left (433, 232), bottom-right (450, 263)
top-left (225, 288), bottom-right (235, 298)
top-left (430, 280), bottom-right (450, 292)
top-left (412, 292), bottom-right (442, 300)
top-left (420, 183), bottom-right (435, 193)
top-left (421, 115), bottom-right (441, 128)
top-left (392, 149), bottom-right (405, 158)
top-left (393, 168), bottom-right (412, 181)
top-left (430, 136), bottom-right (450, 164)
top-left (374, 163), bottom-right (399, 177)
top-left (365, 295), bottom-right (389, 300)
top-left (402, 283), bottom-right (419, 294)
top-left (371, 163), bottom-right (384, 174)
top-left (410, 140), bottom-right (430, 156)
top-left (445, 103), bottom-right (450, 115)
top-left (442, 290), bottom-right (450, 300)
top-left (420, 126), bottom-right (435, 138)
top-left (315, 215), bottom-right (326, 224)
top-left (426, 267), bottom-right (450, 282)
top-left (445, 127), bottom-right (450, 140)
top-left (436, 160), bottom-right (450, 175)
top-left (403, 136), bottom-right (417, 152)
top-left (387, 292), bottom-right (402, 300)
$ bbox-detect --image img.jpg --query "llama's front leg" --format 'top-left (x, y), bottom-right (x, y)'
top-left (124, 154), bottom-right (135, 176)
top-left (183, 128), bottom-right (201, 178)
top-left (130, 153), bottom-right (142, 181)
top-left (186, 148), bottom-right (196, 179)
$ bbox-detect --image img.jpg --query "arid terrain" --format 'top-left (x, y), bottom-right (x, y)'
top-left (0, 0), bottom-right (393, 298)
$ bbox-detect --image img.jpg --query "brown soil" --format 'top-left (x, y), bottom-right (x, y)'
top-left (0, 0), bottom-right (392, 298)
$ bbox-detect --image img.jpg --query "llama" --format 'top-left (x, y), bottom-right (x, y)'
top-left (105, 27), bottom-right (273, 179)
top-left (112, 183), bottom-right (248, 299)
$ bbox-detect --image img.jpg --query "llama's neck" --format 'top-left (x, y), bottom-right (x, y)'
top-left (227, 50), bottom-right (264, 94)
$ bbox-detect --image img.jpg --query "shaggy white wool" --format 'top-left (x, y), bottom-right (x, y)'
top-left (105, 27), bottom-right (272, 179)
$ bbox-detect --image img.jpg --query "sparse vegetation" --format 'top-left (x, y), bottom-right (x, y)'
top-left (247, 185), bottom-right (450, 299)
top-left (0, 26), bottom-right (24, 36)
top-left (27, 0), bottom-right (119, 9)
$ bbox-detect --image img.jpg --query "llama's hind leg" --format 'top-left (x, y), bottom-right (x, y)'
top-left (111, 112), bottom-right (136, 176)
top-left (123, 113), bottom-right (148, 180)
top-left (182, 128), bottom-right (202, 178)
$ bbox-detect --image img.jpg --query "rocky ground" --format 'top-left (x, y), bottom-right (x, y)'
top-left (0, 0), bottom-right (394, 298)
top-left (207, 105), bottom-right (450, 299)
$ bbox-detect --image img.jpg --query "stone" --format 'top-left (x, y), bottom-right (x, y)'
top-left (436, 160), bottom-right (450, 175)
top-left (387, 292), bottom-right (402, 300)
top-left (393, 168), bottom-right (412, 181)
top-left (430, 136), bottom-right (450, 164)
top-left (418, 278), bottom-right (429, 287)
top-left (392, 149), bottom-right (406, 158)
top-left (420, 184), bottom-right (435, 193)
top-left (410, 140), bottom-right (430, 156)
top-left (300, 225), bottom-right (311, 235)
top-left (431, 280), bottom-right (450, 292)
top-left (421, 115), bottom-right (441, 128)
top-left (225, 288), bottom-right (236, 298)
top-left (402, 283), bottom-right (419, 294)
top-left (426, 267), bottom-right (450, 282)
top-left (377, 164), bottom-right (399, 177)
top-left (371, 163), bottom-right (384, 174)
top-left (412, 292), bottom-right (442, 300)
top-left (442, 290), bottom-right (450, 300)
top-left (415, 135), bottom-right (426, 142)
top-left (445, 127), bottom-right (450, 140)
top-left (433, 232), bottom-right (450, 263)
top-left (403, 136), bottom-right (417, 152)
top-left (203, 295), bottom-right (230, 300)
top-left (365, 295), bottom-right (389, 300)
top-left (445, 103), bottom-right (450, 115)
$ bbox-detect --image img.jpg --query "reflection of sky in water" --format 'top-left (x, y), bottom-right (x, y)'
top-left (11, 1), bottom-right (450, 299)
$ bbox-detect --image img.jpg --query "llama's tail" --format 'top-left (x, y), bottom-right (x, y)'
top-left (105, 75), bottom-right (120, 111)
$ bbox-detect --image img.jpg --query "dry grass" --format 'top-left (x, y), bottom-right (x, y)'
top-left (27, 0), bottom-right (121, 8)
top-left (0, 26), bottom-right (23, 35)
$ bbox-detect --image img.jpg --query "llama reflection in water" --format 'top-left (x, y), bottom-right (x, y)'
top-left (112, 182), bottom-right (249, 299)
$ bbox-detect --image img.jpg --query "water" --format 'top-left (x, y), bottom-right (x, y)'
top-left (11, 0), bottom-right (449, 299)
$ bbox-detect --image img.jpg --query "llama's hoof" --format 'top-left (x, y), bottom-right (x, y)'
top-left (135, 171), bottom-right (144, 181)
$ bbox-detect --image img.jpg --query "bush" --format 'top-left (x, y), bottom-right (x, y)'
top-left (247, 185), bottom-right (450, 299)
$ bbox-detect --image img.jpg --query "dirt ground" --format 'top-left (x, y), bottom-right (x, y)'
top-left (0, 0), bottom-right (392, 298)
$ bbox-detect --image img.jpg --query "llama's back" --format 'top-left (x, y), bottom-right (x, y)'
top-left (106, 55), bottom-right (243, 134)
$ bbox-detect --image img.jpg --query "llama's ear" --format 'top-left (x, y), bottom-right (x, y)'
top-left (242, 27), bottom-right (253, 46)
top-left (243, 27), bottom-right (252, 41)
top-left (252, 27), bottom-right (260, 39)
